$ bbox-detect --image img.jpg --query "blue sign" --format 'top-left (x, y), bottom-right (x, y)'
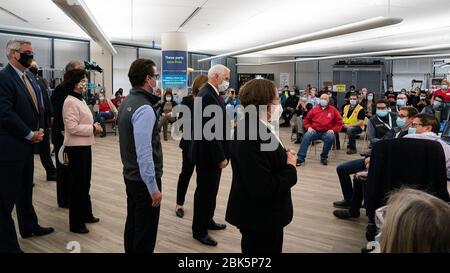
top-left (162, 50), bottom-right (188, 103)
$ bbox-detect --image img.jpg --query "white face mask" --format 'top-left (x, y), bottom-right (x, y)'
top-left (270, 104), bottom-right (283, 122)
top-left (166, 96), bottom-right (172, 102)
top-left (218, 80), bottom-right (230, 92)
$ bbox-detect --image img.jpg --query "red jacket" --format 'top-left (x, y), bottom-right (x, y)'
top-left (432, 89), bottom-right (450, 102)
top-left (304, 105), bottom-right (343, 133)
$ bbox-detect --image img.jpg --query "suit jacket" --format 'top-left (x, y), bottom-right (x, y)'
top-left (366, 138), bottom-right (450, 222)
top-left (226, 120), bottom-right (297, 232)
top-left (51, 83), bottom-right (69, 144)
top-left (179, 95), bottom-right (194, 151)
top-left (192, 83), bottom-right (230, 167)
top-left (0, 64), bottom-right (43, 161)
top-left (35, 75), bottom-right (54, 128)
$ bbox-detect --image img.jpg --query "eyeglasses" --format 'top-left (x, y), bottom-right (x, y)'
top-left (411, 122), bottom-right (424, 127)
top-left (149, 74), bottom-right (160, 80)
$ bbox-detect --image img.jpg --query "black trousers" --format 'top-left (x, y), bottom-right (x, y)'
top-left (53, 132), bottom-right (70, 208)
top-left (0, 153), bottom-right (39, 253)
top-left (349, 176), bottom-right (366, 215)
top-left (176, 148), bottom-right (195, 206)
top-left (124, 178), bottom-right (161, 253)
top-left (66, 146), bottom-right (94, 231)
top-left (240, 229), bottom-right (284, 253)
top-left (38, 127), bottom-right (56, 175)
top-left (192, 163), bottom-right (221, 238)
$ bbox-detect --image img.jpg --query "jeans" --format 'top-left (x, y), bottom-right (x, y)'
top-left (297, 131), bottom-right (335, 161)
top-left (345, 126), bottom-right (363, 150)
top-left (97, 112), bottom-right (114, 130)
top-left (336, 158), bottom-right (366, 202)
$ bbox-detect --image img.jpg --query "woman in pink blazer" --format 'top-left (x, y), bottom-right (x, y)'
top-left (62, 69), bottom-right (103, 234)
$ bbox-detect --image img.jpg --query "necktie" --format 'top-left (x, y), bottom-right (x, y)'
top-left (22, 74), bottom-right (39, 114)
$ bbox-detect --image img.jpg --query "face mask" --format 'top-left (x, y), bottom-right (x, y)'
top-left (301, 97), bottom-right (308, 102)
top-left (17, 53), bottom-right (33, 68)
top-left (78, 82), bottom-right (87, 92)
top-left (408, 127), bottom-right (416, 135)
top-left (442, 85), bottom-right (448, 90)
top-left (376, 110), bottom-right (388, 118)
top-left (434, 101), bottom-right (442, 108)
top-left (99, 95), bottom-right (105, 101)
top-left (290, 92), bottom-right (295, 96)
top-left (270, 104), bottom-right (283, 122)
top-left (389, 88), bottom-right (393, 92)
top-left (367, 95), bottom-right (373, 101)
top-left (396, 117), bottom-right (407, 128)
top-left (310, 92), bottom-right (316, 97)
top-left (420, 96), bottom-right (426, 100)
top-left (218, 80), bottom-right (230, 92)
top-left (29, 67), bottom-right (38, 76)
top-left (396, 99), bottom-right (406, 107)
top-left (320, 99), bottom-right (328, 107)
top-left (350, 99), bottom-right (357, 106)
top-left (166, 96), bottom-right (172, 102)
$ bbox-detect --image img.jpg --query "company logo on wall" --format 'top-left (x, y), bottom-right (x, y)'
top-left (162, 50), bottom-right (188, 103)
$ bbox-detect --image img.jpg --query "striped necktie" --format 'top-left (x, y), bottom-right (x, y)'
top-left (22, 74), bottom-right (39, 114)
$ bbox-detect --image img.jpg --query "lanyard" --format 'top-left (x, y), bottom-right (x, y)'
top-left (377, 114), bottom-right (392, 130)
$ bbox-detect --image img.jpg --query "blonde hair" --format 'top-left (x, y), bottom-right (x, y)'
top-left (380, 188), bottom-right (450, 253)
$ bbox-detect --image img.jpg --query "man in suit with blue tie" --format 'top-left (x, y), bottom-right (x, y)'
top-left (192, 64), bottom-right (231, 246)
top-left (0, 39), bottom-right (54, 253)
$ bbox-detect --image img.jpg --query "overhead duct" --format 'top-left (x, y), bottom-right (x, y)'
top-left (236, 44), bottom-right (450, 66)
top-left (198, 16), bottom-right (403, 63)
top-left (52, 0), bottom-right (117, 55)
top-left (384, 53), bottom-right (450, 60)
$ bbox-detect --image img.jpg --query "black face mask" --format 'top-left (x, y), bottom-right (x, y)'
top-left (29, 67), bottom-right (38, 76)
top-left (17, 53), bottom-right (34, 68)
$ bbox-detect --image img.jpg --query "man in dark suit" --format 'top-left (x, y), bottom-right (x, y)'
top-left (192, 65), bottom-right (231, 246)
top-left (0, 39), bottom-right (54, 253)
top-left (29, 60), bottom-right (57, 181)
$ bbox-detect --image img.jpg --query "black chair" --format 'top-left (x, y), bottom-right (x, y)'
top-left (365, 138), bottom-right (450, 241)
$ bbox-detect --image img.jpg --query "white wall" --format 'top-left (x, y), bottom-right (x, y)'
top-left (90, 41), bottom-right (113, 95)
top-left (237, 57), bottom-right (295, 88)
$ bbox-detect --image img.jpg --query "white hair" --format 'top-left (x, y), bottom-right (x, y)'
top-left (6, 39), bottom-right (31, 60)
top-left (208, 64), bottom-right (230, 80)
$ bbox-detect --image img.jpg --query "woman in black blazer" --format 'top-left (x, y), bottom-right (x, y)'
top-left (225, 79), bottom-right (298, 253)
top-left (175, 74), bottom-right (209, 218)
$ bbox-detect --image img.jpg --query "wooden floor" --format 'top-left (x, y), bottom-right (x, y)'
top-left (18, 128), bottom-right (374, 253)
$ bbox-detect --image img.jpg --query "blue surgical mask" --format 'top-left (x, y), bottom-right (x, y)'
top-left (396, 99), bottom-right (406, 107)
top-left (376, 110), bottom-right (388, 117)
top-left (301, 97), bottom-right (308, 102)
top-left (408, 127), bottom-right (416, 135)
top-left (367, 95), bottom-right (373, 101)
top-left (396, 117), bottom-right (407, 128)
top-left (434, 101), bottom-right (442, 108)
top-left (320, 99), bottom-right (328, 107)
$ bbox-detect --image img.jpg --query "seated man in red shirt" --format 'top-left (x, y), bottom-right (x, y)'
top-left (96, 92), bottom-right (118, 137)
top-left (433, 79), bottom-right (450, 103)
top-left (296, 94), bottom-right (343, 166)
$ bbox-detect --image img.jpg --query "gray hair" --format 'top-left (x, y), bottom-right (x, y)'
top-left (65, 60), bottom-right (83, 72)
top-left (6, 39), bottom-right (32, 60)
top-left (208, 64), bottom-right (230, 80)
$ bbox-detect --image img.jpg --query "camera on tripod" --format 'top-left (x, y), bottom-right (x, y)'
top-left (84, 61), bottom-right (103, 73)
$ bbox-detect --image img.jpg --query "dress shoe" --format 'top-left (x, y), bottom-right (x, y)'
top-left (175, 208), bottom-right (184, 218)
top-left (346, 148), bottom-right (357, 155)
top-left (333, 200), bottom-right (349, 209)
top-left (70, 228), bottom-right (90, 234)
top-left (333, 209), bottom-right (360, 219)
top-left (296, 159), bottom-right (305, 166)
top-left (85, 217), bottom-right (100, 224)
top-left (46, 173), bottom-right (57, 181)
top-left (320, 159), bottom-right (328, 165)
top-left (21, 226), bottom-right (54, 239)
top-left (194, 234), bottom-right (218, 246)
top-left (207, 223), bottom-right (226, 230)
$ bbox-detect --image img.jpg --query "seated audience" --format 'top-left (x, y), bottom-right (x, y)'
top-left (296, 94), bottom-right (343, 166)
top-left (362, 92), bottom-right (376, 119)
top-left (432, 79), bottom-right (450, 103)
top-left (414, 90), bottom-right (429, 112)
top-left (292, 94), bottom-right (313, 144)
top-left (307, 87), bottom-right (321, 107)
top-left (405, 113), bottom-right (450, 179)
top-left (95, 91), bottom-right (118, 137)
top-left (422, 95), bottom-right (445, 123)
top-left (379, 188), bottom-right (450, 253)
top-left (281, 89), bottom-right (299, 127)
top-left (342, 92), bottom-right (366, 154)
top-left (367, 99), bottom-right (397, 147)
top-left (111, 89), bottom-right (125, 108)
top-left (391, 93), bottom-right (408, 113)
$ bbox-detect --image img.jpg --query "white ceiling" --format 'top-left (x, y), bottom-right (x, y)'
top-left (0, 0), bottom-right (450, 57)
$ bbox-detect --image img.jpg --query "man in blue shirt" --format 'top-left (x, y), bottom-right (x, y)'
top-left (118, 59), bottom-right (163, 253)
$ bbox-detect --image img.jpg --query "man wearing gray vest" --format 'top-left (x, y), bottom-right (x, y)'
top-left (118, 59), bottom-right (163, 253)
